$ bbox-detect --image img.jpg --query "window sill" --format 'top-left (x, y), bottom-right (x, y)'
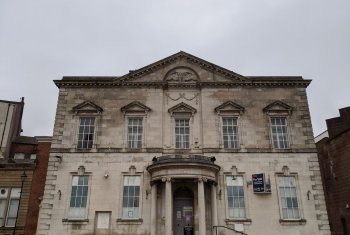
top-left (225, 218), bottom-right (252, 225)
top-left (279, 219), bottom-right (306, 225)
top-left (62, 218), bottom-right (89, 224)
top-left (116, 218), bottom-right (143, 225)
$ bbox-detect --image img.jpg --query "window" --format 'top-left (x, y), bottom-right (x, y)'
top-left (68, 176), bottom-right (89, 219)
top-left (30, 154), bottom-right (37, 160)
top-left (278, 176), bottom-right (300, 219)
top-left (226, 176), bottom-right (245, 218)
top-left (127, 117), bottom-right (143, 148)
top-left (175, 119), bottom-right (190, 149)
top-left (122, 176), bottom-right (140, 219)
top-left (222, 117), bottom-right (239, 149)
top-left (13, 153), bottom-right (25, 160)
top-left (0, 188), bottom-right (21, 227)
top-left (77, 117), bottom-right (95, 149)
top-left (271, 117), bottom-right (289, 149)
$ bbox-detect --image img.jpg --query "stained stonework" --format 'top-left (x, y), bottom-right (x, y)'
top-left (38, 51), bottom-right (329, 235)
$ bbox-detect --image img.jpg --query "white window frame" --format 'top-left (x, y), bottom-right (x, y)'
top-left (0, 187), bottom-right (21, 227)
top-left (221, 117), bottom-right (240, 149)
top-left (121, 175), bottom-right (141, 219)
top-left (174, 118), bottom-right (190, 149)
top-left (270, 116), bottom-right (290, 149)
top-left (77, 116), bottom-right (96, 150)
top-left (68, 175), bottom-right (90, 219)
top-left (225, 175), bottom-right (246, 219)
top-left (276, 174), bottom-right (303, 220)
top-left (127, 117), bottom-right (144, 149)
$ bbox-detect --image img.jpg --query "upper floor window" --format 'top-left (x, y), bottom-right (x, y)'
top-left (68, 176), bottom-right (89, 219)
top-left (226, 176), bottom-right (246, 218)
top-left (13, 153), bottom-right (25, 160)
top-left (175, 119), bottom-right (190, 149)
top-left (277, 175), bottom-right (300, 219)
top-left (77, 117), bottom-right (95, 150)
top-left (271, 117), bottom-right (289, 149)
top-left (263, 101), bottom-right (293, 150)
top-left (222, 117), bottom-right (239, 149)
top-left (122, 176), bottom-right (141, 219)
top-left (128, 117), bottom-right (143, 148)
top-left (72, 101), bottom-right (103, 150)
top-left (0, 188), bottom-right (21, 227)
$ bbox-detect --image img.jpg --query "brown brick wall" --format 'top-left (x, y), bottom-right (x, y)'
top-left (24, 141), bottom-right (51, 235)
top-left (317, 110), bottom-right (350, 235)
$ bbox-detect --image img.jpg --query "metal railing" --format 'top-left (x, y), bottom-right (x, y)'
top-left (212, 225), bottom-right (248, 235)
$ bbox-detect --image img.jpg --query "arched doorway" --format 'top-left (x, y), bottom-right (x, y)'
top-left (173, 187), bottom-right (194, 235)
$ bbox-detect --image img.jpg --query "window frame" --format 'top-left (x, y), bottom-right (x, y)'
top-left (76, 116), bottom-right (96, 150)
top-left (221, 116), bottom-right (240, 149)
top-left (224, 174), bottom-right (249, 221)
top-left (174, 118), bottom-right (191, 149)
top-left (126, 116), bottom-right (145, 149)
top-left (121, 175), bottom-right (142, 219)
top-left (67, 175), bottom-right (90, 220)
top-left (276, 174), bottom-right (303, 221)
top-left (269, 116), bottom-right (290, 150)
top-left (0, 187), bottom-right (21, 227)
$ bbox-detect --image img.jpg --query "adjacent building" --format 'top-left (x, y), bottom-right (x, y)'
top-left (38, 51), bottom-right (330, 235)
top-left (0, 98), bottom-right (51, 235)
top-left (316, 106), bottom-right (350, 235)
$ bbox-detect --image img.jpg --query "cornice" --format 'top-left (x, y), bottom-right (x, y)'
top-left (54, 79), bottom-right (311, 88)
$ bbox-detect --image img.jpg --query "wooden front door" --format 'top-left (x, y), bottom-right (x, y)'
top-left (173, 187), bottom-right (194, 235)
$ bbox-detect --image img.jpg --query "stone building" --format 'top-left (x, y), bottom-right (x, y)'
top-left (38, 51), bottom-right (329, 235)
top-left (316, 107), bottom-right (350, 235)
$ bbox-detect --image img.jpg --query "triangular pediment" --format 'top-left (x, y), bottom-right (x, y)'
top-left (121, 101), bottom-right (151, 114)
top-left (117, 51), bottom-right (249, 84)
top-left (263, 101), bottom-right (293, 115)
top-left (168, 102), bottom-right (197, 116)
top-left (215, 101), bottom-right (245, 115)
top-left (72, 101), bottom-right (103, 114)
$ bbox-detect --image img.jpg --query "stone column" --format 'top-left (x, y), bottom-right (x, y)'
top-left (150, 182), bottom-right (157, 235)
top-left (211, 183), bottom-right (218, 235)
top-left (163, 177), bottom-right (172, 235)
top-left (198, 177), bottom-right (207, 235)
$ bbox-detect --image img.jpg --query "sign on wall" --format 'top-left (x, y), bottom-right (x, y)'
top-left (252, 173), bottom-right (271, 193)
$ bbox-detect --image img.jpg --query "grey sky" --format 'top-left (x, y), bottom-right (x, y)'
top-left (1, 0), bottom-right (349, 137)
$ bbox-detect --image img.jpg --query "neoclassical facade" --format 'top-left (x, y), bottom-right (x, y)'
top-left (37, 52), bottom-right (330, 235)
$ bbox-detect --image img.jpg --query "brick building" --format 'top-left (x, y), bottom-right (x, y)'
top-left (38, 51), bottom-right (329, 235)
top-left (0, 98), bottom-right (51, 235)
top-left (316, 107), bottom-right (350, 235)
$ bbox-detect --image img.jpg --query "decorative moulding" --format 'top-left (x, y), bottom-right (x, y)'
top-left (263, 101), bottom-right (293, 115)
top-left (214, 101), bottom-right (245, 115)
top-left (120, 101), bottom-right (151, 114)
top-left (168, 102), bottom-right (197, 116)
top-left (164, 67), bottom-right (199, 82)
top-left (72, 101), bottom-right (103, 115)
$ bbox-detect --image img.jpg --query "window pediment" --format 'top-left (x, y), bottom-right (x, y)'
top-left (72, 101), bottom-right (103, 115)
top-left (263, 101), bottom-right (293, 116)
top-left (168, 102), bottom-right (197, 116)
top-left (215, 101), bottom-right (244, 115)
top-left (121, 101), bottom-right (151, 114)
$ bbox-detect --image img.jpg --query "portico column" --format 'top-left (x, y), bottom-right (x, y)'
top-left (150, 182), bottom-right (157, 235)
top-left (211, 183), bottom-right (218, 235)
top-left (163, 177), bottom-right (172, 235)
top-left (198, 177), bottom-right (207, 235)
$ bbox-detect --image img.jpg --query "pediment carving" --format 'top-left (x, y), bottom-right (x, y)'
top-left (263, 101), bottom-right (293, 115)
top-left (72, 101), bottom-right (103, 114)
top-left (215, 101), bottom-right (244, 115)
top-left (120, 101), bottom-right (151, 114)
top-left (164, 67), bottom-right (199, 82)
top-left (168, 102), bottom-right (197, 116)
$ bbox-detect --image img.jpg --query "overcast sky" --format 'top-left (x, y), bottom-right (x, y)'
top-left (0, 0), bottom-right (349, 137)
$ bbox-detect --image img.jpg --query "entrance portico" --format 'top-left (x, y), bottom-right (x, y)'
top-left (147, 155), bottom-right (220, 235)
